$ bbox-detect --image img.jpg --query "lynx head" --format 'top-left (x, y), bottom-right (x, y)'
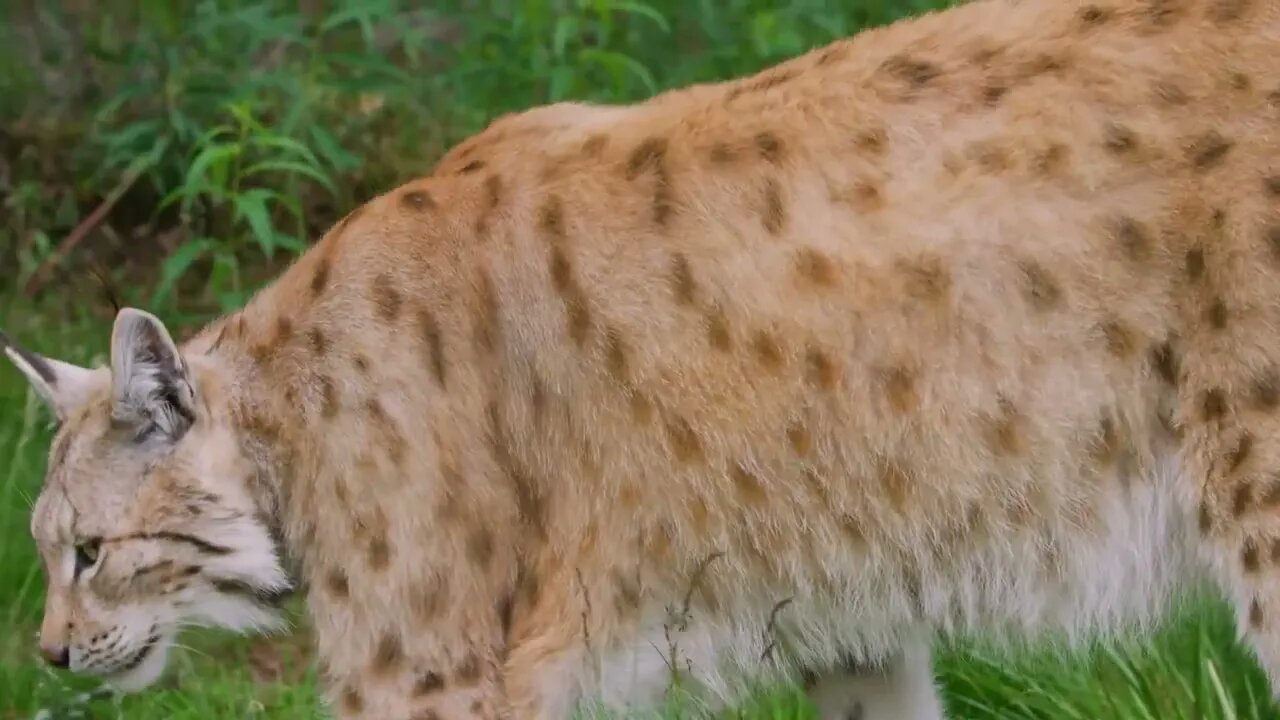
top-left (3, 308), bottom-right (288, 691)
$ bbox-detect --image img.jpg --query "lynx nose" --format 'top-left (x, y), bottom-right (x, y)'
top-left (40, 643), bottom-right (70, 669)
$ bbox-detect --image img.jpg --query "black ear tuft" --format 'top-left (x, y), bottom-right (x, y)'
top-left (2, 329), bottom-right (102, 421)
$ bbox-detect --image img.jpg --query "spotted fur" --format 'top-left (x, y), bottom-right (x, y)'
top-left (8, 0), bottom-right (1280, 717)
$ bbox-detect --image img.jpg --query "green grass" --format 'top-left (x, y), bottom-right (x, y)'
top-left (2, 303), bottom-right (1279, 719)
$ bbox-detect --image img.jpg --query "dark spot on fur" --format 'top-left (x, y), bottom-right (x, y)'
top-left (857, 128), bottom-right (888, 154)
top-left (1264, 175), bottom-right (1280, 196)
top-left (1199, 500), bottom-right (1214, 534)
top-left (1229, 432), bottom-right (1254, 473)
top-left (475, 174), bottom-right (503, 236)
top-left (787, 423), bottom-right (812, 456)
top-left (1186, 248), bottom-right (1205, 281)
top-left (885, 367), bottom-right (918, 413)
top-left (549, 246), bottom-right (572, 294)
top-left (1211, 0), bottom-right (1248, 23)
top-left (371, 633), bottom-right (404, 675)
top-left (1244, 540), bottom-right (1262, 573)
top-left (883, 54), bottom-right (940, 86)
top-left (1154, 80), bottom-right (1190, 105)
top-left (901, 256), bottom-right (950, 302)
top-left (731, 463), bottom-right (767, 505)
top-left (368, 535), bottom-right (392, 570)
top-left (582, 134), bottom-right (608, 156)
top-left (274, 316), bottom-right (293, 345)
top-left (756, 132), bottom-right (784, 163)
top-left (1150, 341), bottom-right (1179, 385)
top-left (373, 274), bottom-right (402, 321)
top-left (1079, 4), bottom-right (1112, 24)
top-left (1207, 298), bottom-right (1229, 329)
top-left (605, 327), bottom-right (629, 382)
top-left (665, 415), bottom-right (703, 463)
top-left (753, 330), bottom-right (784, 371)
top-left (1114, 216), bottom-right (1150, 260)
top-left (988, 397), bottom-right (1024, 456)
top-left (1253, 369), bottom-right (1280, 409)
top-left (671, 254), bottom-right (696, 305)
top-left (1202, 388), bottom-right (1227, 420)
top-left (566, 296), bottom-right (592, 346)
top-left (341, 687), bottom-right (364, 714)
top-left (707, 307), bottom-right (732, 351)
top-left (310, 259), bottom-right (330, 297)
top-left (626, 137), bottom-right (668, 180)
top-left (540, 199), bottom-right (568, 249)
top-left (1102, 319), bottom-right (1137, 358)
top-left (1016, 260), bottom-right (1062, 309)
top-left (318, 375), bottom-right (339, 418)
top-left (1232, 481), bottom-right (1254, 517)
top-left (1091, 414), bottom-right (1120, 467)
top-left (762, 178), bottom-right (786, 234)
top-left (325, 568), bottom-right (349, 598)
top-left (1265, 226), bottom-right (1280, 261)
top-left (456, 653), bottom-right (483, 684)
top-left (807, 346), bottom-right (839, 390)
top-left (413, 670), bottom-right (445, 696)
top-left (1103, 122), bottom-right (1138, 154)
top-left (466, 528), bottom-right (495, 567)
top-left (459, 159), bottom-right (486, 174)
top-left (1188, 131), bottom-right (1233, 170)
top-left (419, 309), bottom-right (447, 388)
top-left (1251, 599), bottom-right (1265, 628)
top-left (982, 84), bottom-right (1007, 105)
top-left (796, 247), bottom-right (838, 288)
top-left (1145, 0), bottom-right (1179, 25)
top-left (308, 328), bottom-right (328, 356)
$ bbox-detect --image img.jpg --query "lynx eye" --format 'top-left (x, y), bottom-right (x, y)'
top-left (74, 538), bottom-right (101, 575)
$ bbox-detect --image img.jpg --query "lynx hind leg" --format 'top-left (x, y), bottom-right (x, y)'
top-left (805, 634), bottom-right (944, 720)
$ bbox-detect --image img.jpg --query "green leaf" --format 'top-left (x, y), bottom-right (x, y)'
top-left (246, 134), bottom-right (322, 166)
top-left (548, 66), bottom-right (576, 101)
top-left (231, 189), bottom-right (279, 257)
top-left (209, 246), bottom-right (244, 311)
top-left (153, 238), bottom-right (216, 306)
top-left (274, 233), bottom-right (308, 253)
top-left (578, 49), bottom-right (657, 95)
top-left (608, 0), bottom-right (671, 33)
top-left (309, 126), bottom-right (361, 171)
top-left (552, 16), bottom-right (579, 58)
top-left (183, 143), bottom-right (241, 198)
top-left (241, 159), bottom-right (337, 194)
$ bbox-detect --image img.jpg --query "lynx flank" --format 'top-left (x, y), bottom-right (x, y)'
top-left (7, 0), bottom-right (1280, 717)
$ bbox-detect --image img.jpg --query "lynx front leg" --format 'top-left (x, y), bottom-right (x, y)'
top-left (316, 634), bottom-right (507, 720)
top-left (805, 632), bottom-right (945, 720)
top-left (306, 566), bottom-right (510, 719)
top-left (499, 571), bottom-right (587, 720)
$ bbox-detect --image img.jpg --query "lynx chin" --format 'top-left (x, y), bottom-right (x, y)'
top-left (7, 0), bottom-right (1280, 716)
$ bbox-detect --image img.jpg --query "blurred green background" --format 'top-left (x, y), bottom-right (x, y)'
top-left (1, 1), bottom-right (1279, 718)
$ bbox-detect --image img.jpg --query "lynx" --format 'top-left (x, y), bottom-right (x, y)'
top-left (7, 0), bottom-right (1280, 716)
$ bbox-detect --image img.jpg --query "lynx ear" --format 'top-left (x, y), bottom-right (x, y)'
top-left (110, 308), bottom-right (196, 441)
top-left (1, 330), bottom-right (104, 422)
